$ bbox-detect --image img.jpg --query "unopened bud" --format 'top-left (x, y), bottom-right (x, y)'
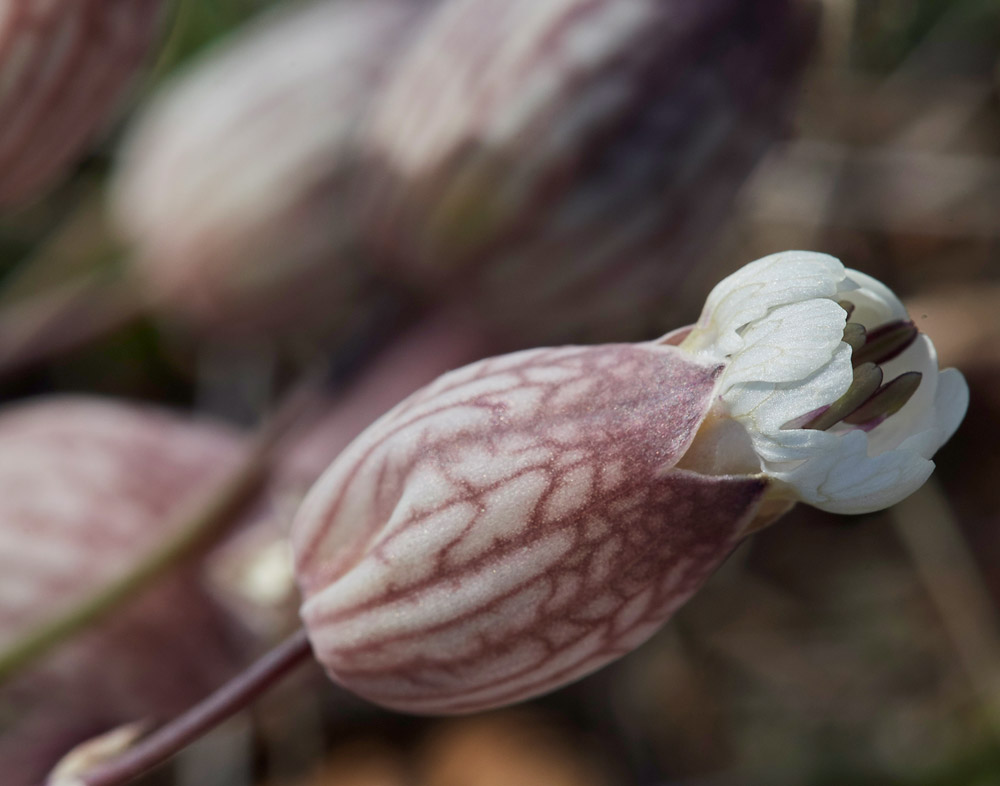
top-left (0, 0), bottom-right (165, 208)
top-left (0, 397), bottom-right (244, 784)
top-left (360, 0), bottom-right (817, 342)
top-left (110, 0), bottom-right (431, 336)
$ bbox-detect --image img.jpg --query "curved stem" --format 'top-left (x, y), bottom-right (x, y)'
top-left (68, 629), bottom-right (314, 786)
top-left (0, 371), bottom-right (323, 684)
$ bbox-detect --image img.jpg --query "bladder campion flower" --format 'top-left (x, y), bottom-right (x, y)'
top-left (676, 251), bottom-right (968, 514)
top-left (291, 252), bottom-right (967, 714)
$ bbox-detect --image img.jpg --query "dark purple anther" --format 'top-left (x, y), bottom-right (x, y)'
top-left (801, 362), bottom-right (883, 431)
top-left (844, 371), bottom-right (923, 427)
top-left (851, 320), bottom-right (919, 366)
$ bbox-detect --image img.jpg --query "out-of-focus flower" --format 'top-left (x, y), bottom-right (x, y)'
top-left (360, 0), bottom-right (817, 343)
top-left (290, 252), bottom-right (966, 714)
top-left (110, 0), bottom-right (432, 336)
top-left (0, 0), bottom-right (165, 208)
top-left (0, 397), bottom-right (244, 785)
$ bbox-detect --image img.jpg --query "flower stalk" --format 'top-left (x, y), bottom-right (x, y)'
top-left (51, 630), bottom-right (313, 786)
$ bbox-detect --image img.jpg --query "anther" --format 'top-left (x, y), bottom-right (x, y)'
top-left (802, 363), bottom-right (883, 431)
top-left (851, 320), bottom-right (918, 366)
top-left (843, 371), bottom-right (923, 428)
top-left (842, 323), bottom-right (867, 353)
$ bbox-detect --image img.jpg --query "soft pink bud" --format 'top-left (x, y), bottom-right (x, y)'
top-left (110, 0), bottom-right (430, 336)
top-left (360, 0), bottom-right (816, 342)
top-left (0, 0), bottom-right (165, 208)
top-left (291, 343), bottom-right (767, 714)
top-left (0, 397), bottom-right (244, 784)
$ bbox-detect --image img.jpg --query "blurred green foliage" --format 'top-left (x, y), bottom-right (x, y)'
top-left (853, 0), bottom-right (1000, 75)
top-left (151, 0), bottom-right (284, 80)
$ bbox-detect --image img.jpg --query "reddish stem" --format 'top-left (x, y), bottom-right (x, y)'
top-left (66, 629), bottom-right (313, 786)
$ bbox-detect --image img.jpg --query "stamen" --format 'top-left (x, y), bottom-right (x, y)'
top-left (842, 323), bottom-right (867, 353)
top-left (838, 300), bottom-right (856, 319)
top-left (852, 320), bottom-right (918, 366)
top-left (843, 371), bottom-right (922, 427)
top-left (802, 363), bottom-right (883, 431)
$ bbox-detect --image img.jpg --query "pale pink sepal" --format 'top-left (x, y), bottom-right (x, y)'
top-left (292, 343), bottom-right (766, 713)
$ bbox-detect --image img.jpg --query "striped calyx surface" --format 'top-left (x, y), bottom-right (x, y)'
top-left (360, 0), bottom-right (816, 342)
top-left (292, 343), bottom-right (767, 714)
top-left (0, 397), bottom-right (244, 785)
top-left (111, 0), bottom-right (429, 336)
top-left (0, 0), bottom-right (164, 208)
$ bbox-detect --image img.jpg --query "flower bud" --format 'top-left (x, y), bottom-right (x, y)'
top-left (0, 397), bottom-right (244, 784)
top-left (291, 252), bottom-right (967, 714)
top-left (360, 0), bottom-right (817, 342)
top-left (292, 342), bottom-right (768, 713)
top-left (0, 0), bottom-right (165, 208)
top-left (110, 0), bottom-right (431, 336)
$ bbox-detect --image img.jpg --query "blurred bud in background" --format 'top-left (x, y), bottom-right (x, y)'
top-left (0, 397), bottom-right (245, 785)
top-left (110, 0), bottom-right (434, 338)
top-left (0, 0), bottom-right (165, 209)
top-left (360, 0), bottom-right (818, 344)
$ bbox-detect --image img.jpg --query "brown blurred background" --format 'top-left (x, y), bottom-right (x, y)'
top-left (2, 0), bottom-right (1000, 784)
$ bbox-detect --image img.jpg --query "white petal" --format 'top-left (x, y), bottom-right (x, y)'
top-left (723, 299), bottom-right (847, 385)
top-left (691, 251), bottom-right (844, 357)
top-left (877, 369), bottom-right (965, 467)
top-left (749, 426), bottom-right (832, 464)
top-left (797, 450), bottom-right (934, 515)
top-left (764, 428), bottom-right (935, 514)
top-left (864, 335), bottom-right (938, 455)
top-left (679, 252), bottom-right (968, 516)
top-left (725, 343), bottom-right (853, 434)
top-left (902, 368), bottom-right (968, 459)
top-left (839, 268), bottom-right (908, 325)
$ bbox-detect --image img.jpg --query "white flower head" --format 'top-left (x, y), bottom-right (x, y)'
top-left (678, 251), bottom-right (968, 514)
